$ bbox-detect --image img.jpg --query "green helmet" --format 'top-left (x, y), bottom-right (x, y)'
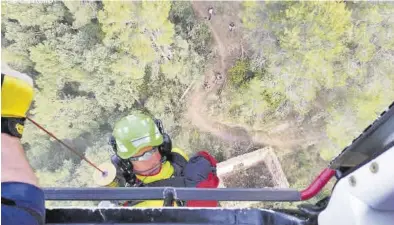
top-left (112, 113), bottom-right (163, 159)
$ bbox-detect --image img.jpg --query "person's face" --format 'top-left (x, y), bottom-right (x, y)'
top-left (130, 146), bottom-right (162, 175)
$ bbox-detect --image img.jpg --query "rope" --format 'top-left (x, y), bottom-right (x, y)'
top-left (26, 117), bottom-right (105, 174)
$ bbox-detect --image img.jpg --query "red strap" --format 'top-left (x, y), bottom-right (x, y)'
top-left (187, 199), bottom-right (218, 207)
top-left (186, 172), bottom-right (219, 207)
top-left (186, 151), bottom-right (219, 207)
top-left (196, 172), bottom-right (219, 188)
top-left (197, 151), bottom-right (217, 167)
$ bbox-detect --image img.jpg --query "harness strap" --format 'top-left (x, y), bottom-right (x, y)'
top-left (144, 176), bottom-right (186, 187)
top-left (168, 152), bottom-right (188, 176)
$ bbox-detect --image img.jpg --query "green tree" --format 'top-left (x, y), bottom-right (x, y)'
top-left (63, 1), bottom-right (99, 29)
top-left (227, 60), bottom-right (254, 87)
top-left (36, 160), bottom-right (74, 187)
top-left (169, 1), bottom-right (195, 39)
top-left (2, 2), bottom-right (67, 28)
top-left (32, 96), bottom-right (103, 139)
top-left (190, 22), bottom-right (212, 55)
top-left (2, 1), bottom-right (211, 192)
top-left (68, 138), bottom-right (112, 188)
top-left (236, 1), bottom-right (394, 161)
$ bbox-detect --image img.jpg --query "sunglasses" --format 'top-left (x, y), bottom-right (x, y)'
top-left (129, 147), bottom-right (159, 162)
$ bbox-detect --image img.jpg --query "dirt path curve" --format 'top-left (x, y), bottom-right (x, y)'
top-left (187, 2), bottom-right (260, 145)
top-left (187, 2), bottom-right (320, 149)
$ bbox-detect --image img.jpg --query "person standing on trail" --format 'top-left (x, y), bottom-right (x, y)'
top-left (208, 7), bottom-right (213, 20)
top-left (1, 71), bottom-right (45, 225)
top-left (203, 81), bottom-right (211, 90)
top-left (229, 22), bottom-right (235, 32)
top-left (215, 72), bottom-right (223, 80)
top-left (106, 113), bottom-right (220, 207)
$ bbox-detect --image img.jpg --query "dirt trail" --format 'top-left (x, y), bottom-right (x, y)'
top-left (187, 2), bottom-right (319, 150)
top-left (187, 1), bottom-right (249, 144)
top-left (188, 2), bottom-right (277, 147)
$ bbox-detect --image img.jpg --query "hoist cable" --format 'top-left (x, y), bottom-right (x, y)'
top-left (26, 117), bottom-right (105, 174)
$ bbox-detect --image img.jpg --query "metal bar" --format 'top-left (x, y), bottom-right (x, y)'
top-left (176, 188), bottom-right (301, 201)
top-left (44, 187), bottom-right (301, 202)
